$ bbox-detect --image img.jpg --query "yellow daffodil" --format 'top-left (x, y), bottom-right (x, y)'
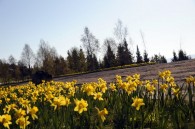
top-left (68, 87), bottom-right (76, 97)
top-left (3, 105), bottom-right (10, 114)
top-left (133, 74), bottom-right (140, 80)
top-left (10, 93), bottom-right (17, 100)
top-left (4, 104), bottom-right (18, 114)
top-left (170, 82), bottom-right (177, 87)
top-left (166, 76), bottom-right (174, 83)
top-left (16, 116), bottom-right (30, 129)
top-left (125, 81), bottom-right (137, 95)
top-left (172, 88), bottom-right (180, 98)
top-left (159, 71), bottom-right (165, 79)
top-left (131, 97), bottom-right (145, 110)
top-left (74, 98), bottom-right (88, 114)
top-left (82, 84), bottom-right (95, 96)
top-left (160, 84), bottom-right (168, 92)
top-left (126, 76), bottom-right (133, 82)
top-left (51, 96), bottom-right (70, 110)
top-left (145, 84), bottom-right (156, 94)
top-left (186, 76), bottom-right (194, 84)
top-left (120, 82), bottom-right (128, 90)
top-left (20, 99), bottom-right (30, 108)
top-left (109, 83), bottom-right (116, 91)
top-left (116, 75), bottom-right (122, 85)
top-left (97, 78), bottom-right (107, 93)
top-left (95, 107), bottom-right (108, 122)
top-left (0, 114), bottom-right (12, 129)
top-left (93, 92), bottom-right (104, 101)
top-left (15, 108), bottom-right (26, 118)
top-left (164, 70), bottom-right (171, 77)
top-left (44, 93), bottom-right (54, 102)
top-left (5, 98), bottom-right (10, 103)
top-left (152, 79), bottom-right (158, 85)
top-left (28, 106), bottom-right (38, 120)
top-left (31, 96), bottom-right (37, 103)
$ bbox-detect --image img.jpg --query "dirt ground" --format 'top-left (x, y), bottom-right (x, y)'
top-left (54, 59), bottom-right (195, 84)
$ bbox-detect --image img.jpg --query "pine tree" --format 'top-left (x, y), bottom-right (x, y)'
top-left (143, 50), bottom-right (149, 63)
top-left (116, 44), bottom-right (125, 66)
top-left (67, 47), bottom-right (82, 72)
top-left (160, 55), bottom-right (167, 63)
top-left (93, 54), bottom-right (99, 70)
top-left (172, 51), bottom-right (178, 62)
top-left (151, 54), bottom-right (167, 63)
top-left (71, 48), bottom-right (80, 72)
top-left (123, 39), bottom-right (133, 64)
top-left (116, 39), bottom-right (134, 66)
top-left (103, 43), bottom-right (116, 68)
top-left (86, 51), bottom-right (93, 71)
top-left (79, 48), bottom-right (86, 72)
top-left (86, 50), bottom-right (99, 71)
top-left (136, 45), bottom-right (143, 64)
top-left (67, 50), bottom-right (73, 72)
top-left (178, 49), bottom-right (189, 61)
top-left (54, 56), bottom-right (69, 75)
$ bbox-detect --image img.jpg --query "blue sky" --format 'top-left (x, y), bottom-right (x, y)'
top-left (0, 0), bottom-right (195, 61)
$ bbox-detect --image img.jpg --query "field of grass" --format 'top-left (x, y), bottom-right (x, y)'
top-left (0, 70), bottom-right (195, 129)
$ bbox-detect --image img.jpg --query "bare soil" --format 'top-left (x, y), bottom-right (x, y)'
top-left (54, 59), bottom-right (195, 84)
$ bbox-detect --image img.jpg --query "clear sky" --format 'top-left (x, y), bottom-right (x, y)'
top-left (0, 0), bottom-right (195, 61)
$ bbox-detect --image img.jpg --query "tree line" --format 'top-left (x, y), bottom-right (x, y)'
top-left (0, 20), bottom-right (190, 84)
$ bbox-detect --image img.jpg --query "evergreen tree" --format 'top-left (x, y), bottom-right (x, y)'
top-left (172, 51), bottom-right (178, 62)
top-left (143, 50), bottom-right (149, 63)
top-left (103, 56), bottom-right (109, 68)
top-left (0, 60), bottom-right (10, 83)
top-left (116, 39), bottom-right (133, 66)
top-left (160, 55), bottom-right (167, 63)
top-left (136, 45), bottom-right (143, 63)
top-left (178, 49), bottom-right (189, 61)
top-left (67, 50), bottom-right (73, 72)
top-left (54, 56), bottom-right (69, 75)
top-left (172, 49), bottom-right (189, 62)
top-left (99, 59), bottom-right (104, 69)
top-left (93, 54), bottom-right (99, 70)
top-left (123, 39), bottom-right (133, 64)
top-left (72, 48), bottom-right (80, 72)
top-left (151, 54), bottom-right (167, 63)
top-left (116, 44), bottom-right (125, 66)
top-left (79, 48), bottom-right (87, 72)
top-left (67, 47), bottom-right (86, 72)
top-left (103, 43), bottom-right (116, 68)
top-left (86, 51), bottom-right (99, 71)
top-left (150, 54), bottom-right (159, 63)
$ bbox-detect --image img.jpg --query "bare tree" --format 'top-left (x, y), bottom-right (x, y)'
top-left (36, 40), bottom-right (50, 68)
top-left (81, 27), bottom-right (99, 55)
top-left (8, 55), bottom-right (16, 65)
top-left (81, 27), bottom-right (100, 71)
top-left (114, 19), bottom-right (128, 44)
top-left (129, 37), bottom-right (134, 56)
top-left (36, 40), bottom-right (58, 74)
top-left (140, 30), bottom-right (146, 51)
top-left (21, 44), bottom-right (35, 70)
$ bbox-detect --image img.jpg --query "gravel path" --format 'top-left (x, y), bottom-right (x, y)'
top-left (54, 59), bottom-right (195, 84)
